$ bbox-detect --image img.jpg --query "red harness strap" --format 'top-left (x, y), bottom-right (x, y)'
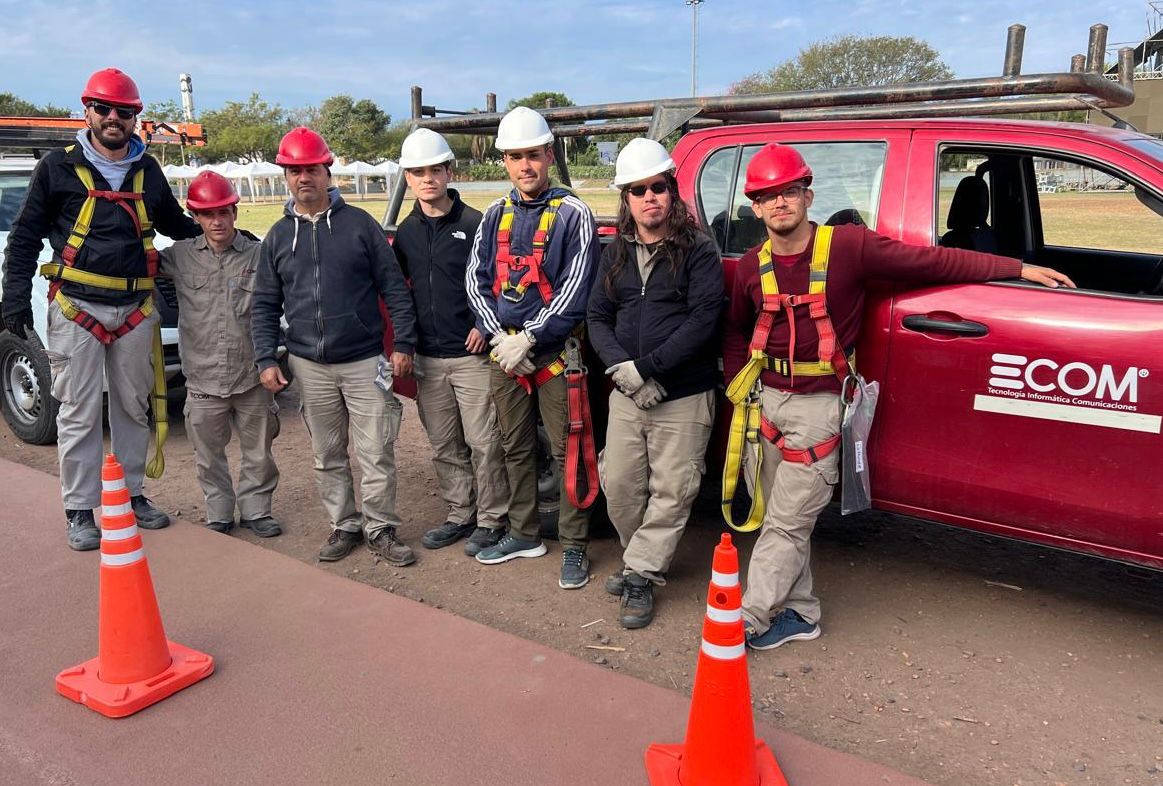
top-left (758, 419), bottom-right (842, 466)
top-left (563, 338), bottom-right (598, 509)
top-left (492, 198), bottom-right (561, 304)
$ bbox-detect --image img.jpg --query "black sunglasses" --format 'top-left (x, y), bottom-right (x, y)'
top-left (88, 102), bottom-right (136, 121)
top-left (627, 181), bottom-right (669, 198)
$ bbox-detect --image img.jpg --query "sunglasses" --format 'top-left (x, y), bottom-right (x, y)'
top-left (627, 181), bottom-right (669, 198)
top-left (88, 102), bottom-right (136, 121)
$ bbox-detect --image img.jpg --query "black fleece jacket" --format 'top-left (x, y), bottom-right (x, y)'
top-left (587, 231), bottom-right (724, 402)
top-left (393, 190), bottom-right (483, 358)
top-left (251, 189), bottom-right (416, 370)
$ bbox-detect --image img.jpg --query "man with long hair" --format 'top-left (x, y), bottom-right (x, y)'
top-left (587, 138), bottom-right (724, 628)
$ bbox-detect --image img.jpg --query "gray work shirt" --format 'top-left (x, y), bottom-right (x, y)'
top-left (160, 232), bottom-right (262, 397)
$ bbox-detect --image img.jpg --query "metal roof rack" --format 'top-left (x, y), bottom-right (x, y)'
top-left (383, 22), bottom-right (1136, 229)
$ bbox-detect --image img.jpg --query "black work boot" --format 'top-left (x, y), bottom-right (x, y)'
top-left (368, 526), bottom-right (416, 566)
top-left (620, 573), bottom-right (655, 629)
top-left (131, 495), bottom-right (170, 530)
top-left (604, 571), bottom-right (626, 596)
top-left (205, 520), bottom-right (235, 534)
top-left (240, 516), bottom-right (282, 538)
top-left (65, 509), bottom-right (101, 551)
top-left (463, 526), bottom-right (504, 557)
top-left (421, 520), bottom-right (475, 550)
top-left (319, 529), bottom-right (361, 562)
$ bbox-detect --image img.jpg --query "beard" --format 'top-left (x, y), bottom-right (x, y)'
top-left (89, 119), bottom-right (131, 150)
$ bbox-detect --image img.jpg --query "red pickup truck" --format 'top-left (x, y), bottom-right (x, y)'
top-left (388, 24), bottom-right (1163, 571)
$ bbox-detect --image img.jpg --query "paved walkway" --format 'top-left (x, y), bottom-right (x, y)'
top-left (0, 458), bottom-right (932, 786)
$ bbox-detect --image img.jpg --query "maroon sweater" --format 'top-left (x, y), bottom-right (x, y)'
top-left (722, 224), bottom-right (1023, 394)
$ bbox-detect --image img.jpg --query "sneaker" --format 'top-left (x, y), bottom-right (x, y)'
top-left (421, 520), bottom-right (476, 550)
top-left (745, 609), bottom-right (821, 651)
top-left (604, 571), bottom-right (626, 596)
top-left (240, 516), bottom-right (282, 538)
top-left (206, 520), bottom-right (235, 534)
top-left (558, 548), bottom-right (590, 589)
top-left (620, 573), bottom-right (655, 629)
top-left (368, 526), bottom-right (416, 567)
top-left (131, 495), bottom-right (170, 530)
top-left (319, 529), bottom-right (362, 562)
top-left (475, 534), bottom-right (547, 565)
top-left (65, 509), bottom-right (100, 551)
top-left (463, 526), bottom-right (504, 557)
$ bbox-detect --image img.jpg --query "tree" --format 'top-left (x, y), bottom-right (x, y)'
top-left (144, 99), bottom-right (185, 122)
top-left (198, 93), bottom-right (286, 163)
top-left (731, 35), bottom-right (953, 94)
top-left (315, 95), bottom-right (392, 162)
top-left (0, 92), bottom-right (69, 117)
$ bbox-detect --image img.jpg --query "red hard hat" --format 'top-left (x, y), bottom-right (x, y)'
top-left (81, 68), bottom-right (143, 113)
top-left (743, 144), bottom-right (813, 199)
top-left (275, 127), bottom-right (334, 167)
top-left (186, 171), bottom-right (239, 212)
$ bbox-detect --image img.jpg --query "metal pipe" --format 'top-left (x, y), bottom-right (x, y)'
top-left (1086, 24), bottom-right (1108, 73)
top-left (704, 94), bottom-right (1116, 123)
top-left (383, 171), bottom-right (409, 233)
top-left (1003, 25), bottom-right (1025, 77)
top-left (1070, 54), bottom-right (1086, 73)
top-left (1118, 47), bottom-right (1135, 90)
top-left (486, 93), bottom-right (496, 113)
top-left (410, 86), bottom-right (422, 120)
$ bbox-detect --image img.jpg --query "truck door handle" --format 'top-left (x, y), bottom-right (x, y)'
top-left (901, 315), bottom-right (988, 337)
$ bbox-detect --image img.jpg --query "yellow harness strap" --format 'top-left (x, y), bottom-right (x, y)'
top-left (721, 226), bottom-right (838, 532)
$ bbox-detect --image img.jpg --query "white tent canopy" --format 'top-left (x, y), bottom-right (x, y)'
top-left (332, 160), bottom-right (397, 198)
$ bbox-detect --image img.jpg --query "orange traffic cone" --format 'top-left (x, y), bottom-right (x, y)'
top-left (55, 454), bottom-right (214, 718)
top-left (645, 533), bottom-right (789, 785)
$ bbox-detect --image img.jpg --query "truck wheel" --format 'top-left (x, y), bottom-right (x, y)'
top-left (0, 330), bottom-right (58, 445)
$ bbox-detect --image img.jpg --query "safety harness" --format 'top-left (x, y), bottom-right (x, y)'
top-left (492, 197), bottom-right (562, 304)
top-left (38, 152), bottom-right (168, 478)
top-left (721, 225), bottom-right (852, 532)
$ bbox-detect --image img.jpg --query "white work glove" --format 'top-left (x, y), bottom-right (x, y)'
top-left (632, 379), bottom-right (667, 410)
top-left (493, 331), bottom-right (535, 374)
top-left (605, 361), bottom-right (645, 396)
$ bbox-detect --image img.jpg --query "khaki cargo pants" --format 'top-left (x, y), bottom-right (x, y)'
top-left (415, 353), bottom-right (508, 530)
top-left (290, 354), bottom-right (403, 540)
top-left (184, 383), bottom-right (280, 524)
top-left (490, 350), bottom-right (590, 551)
top-left (742, 388), bottom-right (841, 635)
top-left (45, 297), bottom-right (157, 510)
top-left (600, 389), bottom-right (714, 584)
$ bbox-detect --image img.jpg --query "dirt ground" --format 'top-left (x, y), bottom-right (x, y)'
top-left (2, 388), bottom-right (1160, 786)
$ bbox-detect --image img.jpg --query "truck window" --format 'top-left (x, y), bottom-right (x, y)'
top-left (0, 173), bottom-right (30, 232)
top-left (699, 142), bottom-right (887, 257)
top-left (937, 148), bottom-right (1163, 295)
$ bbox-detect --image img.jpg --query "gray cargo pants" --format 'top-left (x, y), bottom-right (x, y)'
top-left (184, 383), bottom-right (280, 524)
top-left (289, 354), bottom-right (403, 539)
top-left (45, 297), bottom-right (157, 510)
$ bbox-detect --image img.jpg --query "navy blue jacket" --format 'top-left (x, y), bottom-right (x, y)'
top-left (394, 190), bottom-right (482, 358)
top-left (587, 231), bottom-right (724, 402)
top-left (251, 188), bottom-right (416, 370)
top-left (466, 186), bottom-right (598, 354)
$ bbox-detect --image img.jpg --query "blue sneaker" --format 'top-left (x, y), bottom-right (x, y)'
top-left (475, 534), bottom-right (548, 565)
top-left (745, 609), bottom-right (821, 651)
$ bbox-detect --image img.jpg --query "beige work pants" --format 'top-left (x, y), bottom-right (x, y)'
top-left (600, 389), bottom-right (714, 584)
top-left (184, 383), bottom-right (280, 524)
top-left (45, 298), bottom-right (157, 509)
top-left (289, 354), bottom-right (403, 539)
top-left (414, 353), bottom-right (508, 529)
top-left (742, 388), bottom-right (841, 634)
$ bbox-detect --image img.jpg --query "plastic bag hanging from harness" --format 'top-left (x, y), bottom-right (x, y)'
top-left (840, 374), bottom-right (879, 515)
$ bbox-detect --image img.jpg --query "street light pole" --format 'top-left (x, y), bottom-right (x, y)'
top-left (687, 0), bottom-right (704, 96)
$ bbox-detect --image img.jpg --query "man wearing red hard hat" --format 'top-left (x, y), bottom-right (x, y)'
top-left (722, 143), bottom-right (1074, 651)
top-left (251, 127), bottom-right (418, 566)
top-left (159, 172), bottom-right (281, 538)
top-left (1, 67), bottom-right (201, 551)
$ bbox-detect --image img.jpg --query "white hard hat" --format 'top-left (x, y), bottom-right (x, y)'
top-left (399, 128), bottom-right (455, 169)
top-left (495, 106), bottom-right (554, 152)
top-left (613, 138), bottom-right (676, 187)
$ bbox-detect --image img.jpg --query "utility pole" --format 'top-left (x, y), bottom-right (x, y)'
top-left (686, 0), bottom-right (704, 96)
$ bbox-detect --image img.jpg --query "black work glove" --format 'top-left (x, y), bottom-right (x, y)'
top-left (3, 308), bottom-right (33, 340)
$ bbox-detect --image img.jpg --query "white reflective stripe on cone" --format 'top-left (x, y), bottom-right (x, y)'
top-left (701, 639), bottom-right (746, 660)
top-left (103, 501), bottom-right (132, 517)
top-left (705, 605), bottom-right (743, 624)
top-left (101, 524), bottom-right (139, 542)
top-left (711, 569), bottom-right (739, 588)
top-left (101, 549), bottom-right (144, 567)
top-left (102, 479), bottom-right (125, 491)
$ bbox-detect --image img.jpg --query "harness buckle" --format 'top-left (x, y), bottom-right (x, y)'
top-left (500, 286), bottom-right (526, 303)
top-left (564, 337), bottom-right (586, 376)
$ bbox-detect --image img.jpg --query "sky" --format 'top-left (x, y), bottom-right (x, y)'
top-left (1, 0), bottom-right (1155, 122)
